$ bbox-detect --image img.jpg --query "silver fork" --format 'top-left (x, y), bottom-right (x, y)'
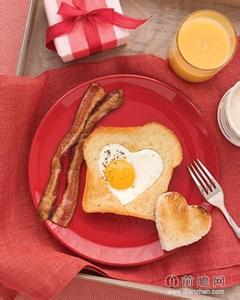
top-left (188, 159), bottom-right (240, 238)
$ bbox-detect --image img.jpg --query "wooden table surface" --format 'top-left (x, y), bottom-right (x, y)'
top-left (23, 0), bottom-right (240, 76)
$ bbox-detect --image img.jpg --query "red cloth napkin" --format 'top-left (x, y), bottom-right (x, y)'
top-left (0, 0), bottom-right (31, 74)
top-left (1, 49), bottom-right (240, 299)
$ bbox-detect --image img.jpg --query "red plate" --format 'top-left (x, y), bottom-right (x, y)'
top-left (29, 74), bottom-right (219, 266)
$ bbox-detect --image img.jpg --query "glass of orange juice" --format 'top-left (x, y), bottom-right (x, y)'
top-left (168, 10), bottom-right (238, 82)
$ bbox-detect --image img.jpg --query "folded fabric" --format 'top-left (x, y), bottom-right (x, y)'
top-left (0, 48), bottom-right (240, 299)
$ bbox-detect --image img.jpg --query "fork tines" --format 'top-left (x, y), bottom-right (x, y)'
top-left (188, 159), bottom-right (219, 195)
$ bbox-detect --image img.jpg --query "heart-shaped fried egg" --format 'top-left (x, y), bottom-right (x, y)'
top-left (98, 144), bottom-right (164, 205)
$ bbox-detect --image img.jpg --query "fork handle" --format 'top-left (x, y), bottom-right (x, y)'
top-left (220, 205), bottom-right (240, 238)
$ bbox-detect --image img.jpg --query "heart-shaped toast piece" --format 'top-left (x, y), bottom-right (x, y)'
top-left (155, 192), bottom-right (212, 251)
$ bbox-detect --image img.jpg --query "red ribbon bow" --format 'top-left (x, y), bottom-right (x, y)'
top-left (46, 2), bottom-right (148, 54)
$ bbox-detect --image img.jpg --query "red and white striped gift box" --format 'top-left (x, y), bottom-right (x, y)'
top-left (43, 0), bottom-right (130, 62)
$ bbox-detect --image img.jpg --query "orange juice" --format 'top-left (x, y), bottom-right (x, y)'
top-left (169, 10), bottom-right (237, 82)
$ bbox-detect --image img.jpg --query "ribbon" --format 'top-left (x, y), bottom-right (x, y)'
top-left (46, 2), bottom-right (148, 54)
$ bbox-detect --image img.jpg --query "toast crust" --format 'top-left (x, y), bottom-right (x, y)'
top-left (82, 123), bottom-right (183, 220)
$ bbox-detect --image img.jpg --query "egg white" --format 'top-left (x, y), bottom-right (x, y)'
top-left (98, 144), bottom-right (163, 205)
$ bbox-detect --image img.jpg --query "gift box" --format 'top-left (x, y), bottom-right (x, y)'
top-left (44, 0), bottom-right (144, 62)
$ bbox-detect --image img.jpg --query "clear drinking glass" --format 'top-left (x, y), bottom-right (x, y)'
top-left (168, 10), bottom-right (238, 82)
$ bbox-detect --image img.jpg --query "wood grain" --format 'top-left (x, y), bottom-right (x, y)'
top-left (23, 0), bottom-right (240, 76)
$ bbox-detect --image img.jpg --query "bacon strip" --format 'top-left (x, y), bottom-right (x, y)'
top-left (38, 83), bottom-right (106, 220)
top-left (51, 90), bottom-right (124, 227)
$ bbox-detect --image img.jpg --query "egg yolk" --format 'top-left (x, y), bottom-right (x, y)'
top-left (105, 159), bottom-right (135, 190)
